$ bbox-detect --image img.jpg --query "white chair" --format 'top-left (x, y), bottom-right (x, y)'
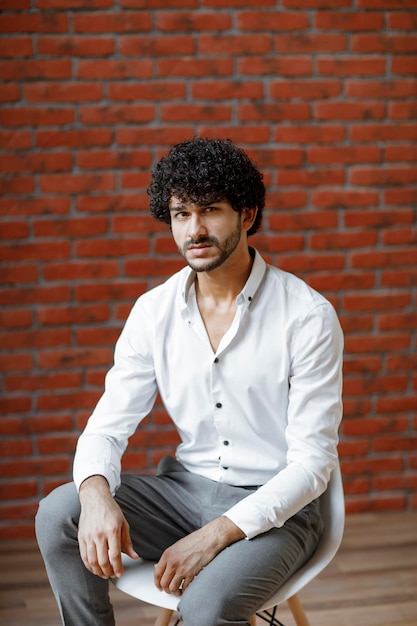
top-left (115, 461), bottom-right (344, 626)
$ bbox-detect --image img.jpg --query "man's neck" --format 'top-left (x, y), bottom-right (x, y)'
top-left (195, 246), bottom-right (254, 308)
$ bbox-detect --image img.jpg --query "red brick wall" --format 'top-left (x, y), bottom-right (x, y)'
top-left (1, 1), bottom-right (416, 539)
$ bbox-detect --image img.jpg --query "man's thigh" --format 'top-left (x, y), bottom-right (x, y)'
top-left (178, 500), bottom-right (323, 624)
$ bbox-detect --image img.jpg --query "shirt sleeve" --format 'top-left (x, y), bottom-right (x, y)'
top-left (73, 299), bottom-right (158, 494)
top-left (223, 302), bottom-right (343, 539)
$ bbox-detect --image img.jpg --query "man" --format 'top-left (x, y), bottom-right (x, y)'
top-left (36, 137), bottom-right (343, 626)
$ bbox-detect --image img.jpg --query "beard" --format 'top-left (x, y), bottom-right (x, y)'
top-left (178, 217), bottom-right (242, 273)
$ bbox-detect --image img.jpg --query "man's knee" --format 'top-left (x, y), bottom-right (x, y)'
top-left (179, 584), bottom-right (251, 626)
top-left (35, 482), bottom-right (79, 555)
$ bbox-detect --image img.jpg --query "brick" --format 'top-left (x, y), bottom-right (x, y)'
top-left (73, 12), bottom-right (152, 33)
top-left (33, 216), bottom-right (108, 238)
top-left (37, 0), bottom-right (114, 7)
top-left (344, 208), bottom-right (413, 228)
top-left (0, 241), bottom-right (70, 263)
top-left (120, 171), bottom-right (153, 189)
top-left (275, 125), bottom-right (345, 144)
top-left (5, 372), bottom-right (82, 392)
top-left (265, 191), bottom-right (307, 209)
top-left (277, 168), bottom-right (345, 187)
top-left (388, 12), bottom-right (417, 30)
top-left (200, 34), bottom-right (272, 55)
top-left (385, 144), bottom-right (417, 163)
top-left (162, 103), bottom-right (232, 122)
top-left (351, 249), bottom-right (417, 269)
top-left (239, 102), bottom-right (311, 122)
top-left (0, 59), bottom-right (71, 80)
top-left (37, 304), bottom-right (110, 325)
top-left (310, 271), bottom-right (373, 293)
top-left (339, 314), bottom-right (373, 333)
top-left (37, 35), bottom-right (115, 56)
top-left (239, 56), bottom-right (312, 76)
top-left (349, 166), bottom-right (417, 186)
top-left (346, 80), bottom-right (417, 99)
top-left (0, 220), bottom-right (29, 239)
top-left (315, 11), bottom-right (384, 31)
top-left (377, 395), bottom-right (417, 414)
top-left (157, 11), bottom-right (231, 31)
top-left (308, 145), bottom-right (381, 165)
top-left (0, 13), bottom-right (68, 33)
top-left (378, 313), bottom-right (417, 332)
top-left (76, 327), bottom-right (121, 346)
top-left (1, 327), bottom-right (71, 351)
top-left (389, 102), bottom-right (417, 119)
top-left (312, 190), bottom-right (379, 208)
top-left (157, 57), bottom-right (233, 77)
top-left (0, 83), bottom-right (20, 103)
top-left (75, 192), bottom-right (150, 213)
top-left (270, 79), bottom-right (341, 99)
top-left (311, 231), bottom-right (378, 250)
top-left (275, 33), bottom-right (347, 53)
top-left (108, 81), bottom-right (184, 101)
top-left (237, 10), bottom-right (308, 30)
top-left (252, 148), bottom-right (303, 168)
top-left (384, 188), bottom-right (417, 206)
top-left (76, 149), bottom-right (152, 170)
top-left (317, 56), bottom-right (386, 76)
top-left (278, 253), bottom-right (345, 273)
top-left (383, 227), bottom-right (417, 245)
top-left (0, 309), bottom-right (33, 328)
top-left (199, 125), bottom-right (271, 144)
top-left (0, 106), bottom-right (75, 127)
top-left (192, 80), bottom-right (264, 100)
top-left (124, 258), bottom-right (185, 277)
top-left (0, 176), bottom-right (34, 195)
top-left (37, 391), bottom-right (100, 411)
top-left (120, 34), bottom-right (193, 56)
top-left (2, 264), bottom-right (39, 285)
top-left (269, 210), bottom-right (337, 231)
top-left (345, 334), bottom-right (410, 353)
top-left (0, 36), bottom-right (32, 57)
top-left (352, 34), bottom-right (417, 54)
top-left (0, 481), bottom-right (37, 500)
top-left (0, 130), bottom-right (31, 149)
top-left (78, 58), bottom-right (154, 80)
top-left (0, 285), bottom-right (70, 307)
top-left (36, 128), bottom-right (112, 148)
top-left (25, 82), bottom-right (103, 103)
top-left (343, 292), bottom-right (410, 312)
top-left (0, 197), bottom-right (70, 216)
top-left (316, 101), bottom-right (386, 120)
top-left (0, 152), bottom-right (71, 174)
top-left (80, 104), bottom-right (155, 125)
top-left (392, 55), bottom-right (417, 75)
top-left (75, 281), bottom-right (147, 303)
top-left (0, 437), bottom-right (33, 459)
top-left (350, 123), bottom-right (417, 142)
top-left (37, 347), bottom-right (113, 369)
top-left (39, 173), bottom-right (115, 194)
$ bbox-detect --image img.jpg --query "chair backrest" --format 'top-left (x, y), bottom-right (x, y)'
top-left (116, 460), bottom-right (345, 612)
top-left (258, 459), bottom-right (345, 611)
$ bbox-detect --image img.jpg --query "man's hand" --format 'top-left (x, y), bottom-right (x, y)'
top-left (154, 516), bottom-right (245, 596)
top-left (78, 475), bottom-right (138, 579)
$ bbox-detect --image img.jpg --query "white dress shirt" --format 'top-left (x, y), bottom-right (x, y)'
top-left (74, 249), bottom-right (343, 539)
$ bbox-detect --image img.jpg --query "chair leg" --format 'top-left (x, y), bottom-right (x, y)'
top-left (154, 608), bottom-right (175, 626)
top-left (249, 616), bottom-right (257, 626)
top-left (287, 594), bottom-right (310, 626)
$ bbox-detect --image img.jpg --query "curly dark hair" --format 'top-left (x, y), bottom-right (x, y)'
top-left (148, 137), bottom-right (265, 236)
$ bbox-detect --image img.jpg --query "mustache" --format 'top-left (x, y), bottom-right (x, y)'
top-left (183, 236), bottom-right (219, 250)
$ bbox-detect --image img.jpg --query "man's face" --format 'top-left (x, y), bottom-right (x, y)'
top-left (169, 197), bottom-right (243, 273)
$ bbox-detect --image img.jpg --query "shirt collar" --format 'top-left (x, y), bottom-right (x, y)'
top-left (181, 248), bottom-right (267, 309)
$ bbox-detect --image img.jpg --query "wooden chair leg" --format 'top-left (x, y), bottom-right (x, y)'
top-left (154, 608), bottom-right (175, 626)
top-left (287, 594), bottom-right (310, 626)
top-left (249, 615), bottom-right (257, 626)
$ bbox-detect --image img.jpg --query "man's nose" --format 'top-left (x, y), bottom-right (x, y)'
top-left (188, 214), bottom-right (207, 240)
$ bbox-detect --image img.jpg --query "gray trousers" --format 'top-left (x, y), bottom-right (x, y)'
top-left (35, 456), bottom-right (323, 626)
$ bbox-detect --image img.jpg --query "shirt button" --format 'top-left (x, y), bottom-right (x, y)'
top-left (216, 402), bottom-right (222, 409)
top-left (214, 357), bottom-right (219, 363)
top-left (223, 440), bottom-right (229, 446)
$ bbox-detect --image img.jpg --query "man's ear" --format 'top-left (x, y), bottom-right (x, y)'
top-left (241, 207), bottom-right (258, 232)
